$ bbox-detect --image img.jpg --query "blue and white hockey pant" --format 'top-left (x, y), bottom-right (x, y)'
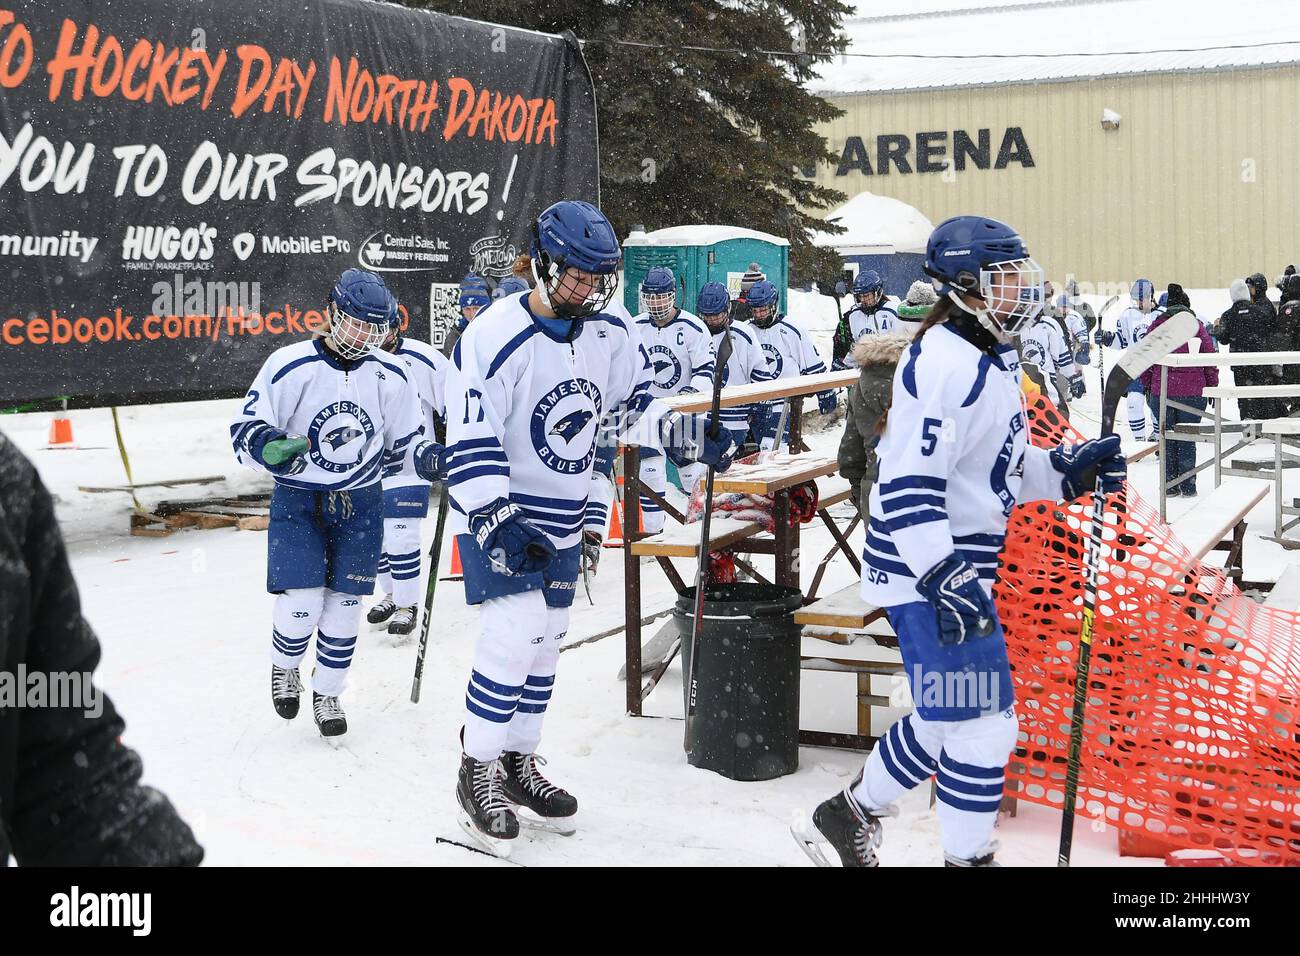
top-left (266, 483), bottom-right (381, 696)
top-left (1127, 377), bottom-right (1151, 439)
top-left (458, 534), bottom-right (581, 761)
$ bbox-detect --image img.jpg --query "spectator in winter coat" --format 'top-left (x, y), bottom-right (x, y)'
top-left (1139, 285), bottom-right (1218, 496)
top-left (837, 330), bottom-right (914, 520)
top-left (0, 431), bottom-right (204, 865)
top-left (1278, 273), bottom-right (1300, 413)
top-left (1216, 277), bottom-right (1284, 420)
top-left (1247, 272), bottom-right (1276, 320)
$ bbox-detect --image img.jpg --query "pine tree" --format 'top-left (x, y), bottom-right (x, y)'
top-left (403, 1), bottom-right (849, 284)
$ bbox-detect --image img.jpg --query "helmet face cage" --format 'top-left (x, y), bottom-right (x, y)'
top-left (749, 302), bottom-right (777, 326)
top-left (699, 308), bottom-right (728, 330)
top-left (329, 301), bottom-right (389, 360)
top-left (533, 253), bottom-right (618, 320)
top-left (855, 289), bottom-right (882, 309)
top-left (642, 287), bottom-right (676, 324)
top-left (979, 257), bottom-right (1045, 336)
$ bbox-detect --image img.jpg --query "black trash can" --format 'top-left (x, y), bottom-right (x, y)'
top-left (675, 582), bottom-right (803, 781)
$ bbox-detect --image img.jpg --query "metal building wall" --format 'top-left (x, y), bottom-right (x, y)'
top-left (812, 65), bottom-right (1300, 292)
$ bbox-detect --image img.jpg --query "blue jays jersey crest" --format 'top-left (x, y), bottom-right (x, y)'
top-left (529, 377), bottom-right (603, 475)
top-left (308, 401), bottom-right (376, 473)
top-left (645, 344), bottom-right (683, 391)
top-left (761, 342), bottom-right (784, 377)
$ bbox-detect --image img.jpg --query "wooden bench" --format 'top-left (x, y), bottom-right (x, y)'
top-left (1167, 476), bottom-right (1268, 578)
top-left (796, 592), bottom-right (904, 750)
top-left (1263, 563), bottom-right (1300, 612)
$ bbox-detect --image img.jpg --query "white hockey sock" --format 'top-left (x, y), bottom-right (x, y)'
top-left (312, 589), bottom-right (363, 697)
top-left (271, 588), bottom-right (324, 669)
top-left (1127, 391), bottom-right (1148, 439)
top-left (639, 453), bottom-right (667, 534)
top-left (853, 712), bottom-right (941, 810)
top-left (933, 710), bottom-right (1019, 861)
top-left (585, 472), bottom-right (613, 536)
top-left (382, 516), bottom-right (422, 607)
top-left (463, 590), bottom-right (547, 761)
top-left (503, 604), bottom-right (569, 755)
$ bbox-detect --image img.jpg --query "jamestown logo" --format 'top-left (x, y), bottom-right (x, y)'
top-left (469, 234), bottom-right (519, 277)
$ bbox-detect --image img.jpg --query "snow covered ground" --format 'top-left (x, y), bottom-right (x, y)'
top-left (4, 339), bottom-right (1295, 866)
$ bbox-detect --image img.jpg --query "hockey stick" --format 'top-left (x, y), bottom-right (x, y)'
top-left (410, 480), bottom-right (451, 704)
top-left (1095, 294), bottom-right (1120, 392)
top-left (683, 327), bottom-right (734, 755)
top-left (1057, 311), bottom-right (1198, 867)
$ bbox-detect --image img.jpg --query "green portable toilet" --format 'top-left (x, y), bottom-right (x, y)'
top-left (622, 225), bottom-right (789, 317)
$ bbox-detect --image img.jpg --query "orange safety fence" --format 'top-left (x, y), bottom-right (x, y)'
top-left (999, 396), bottom-right (1300, 865)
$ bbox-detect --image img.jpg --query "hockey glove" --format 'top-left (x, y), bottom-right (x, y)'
top-left (581, 530), bottom-right (603, 577)
top-left (1050, 434), bottom-right (1127, 500)
top-left (413, 440), bottom-right (449, 482)
top-left (250, 429), bottom-right (309, 477)
top-left (662, 412), bottom-right (734, 472)
top-left (469, 498), bottom-right (556, 576)
top-left (1075, 344), bottom-right (1091, 366)
top-left (916, 555), bottom-right (997, 646)
top-left (1094, 328), bottom-right (1115, 347)
top-left (1068, 374), bottom-right (1086, 399)
top-left (817, 390), bottom-right (839, 415)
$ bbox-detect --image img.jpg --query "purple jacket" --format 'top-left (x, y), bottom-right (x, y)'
top-left (1140, 308), bottom-right (1220, 396)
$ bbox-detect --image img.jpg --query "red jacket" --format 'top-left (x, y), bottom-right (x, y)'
top-left (1140, 308), bottom-right (1220, 396)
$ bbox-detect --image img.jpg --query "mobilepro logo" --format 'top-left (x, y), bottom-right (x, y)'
top-left (469, 234), bottom-right (519, 278)
top-left (121, 223), bottom-right (215, 263)
top-left (260, 234), bottom-right (352, 256)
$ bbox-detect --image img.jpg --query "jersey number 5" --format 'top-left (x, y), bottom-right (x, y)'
top-left (921, 417), bottom-right (944, 456)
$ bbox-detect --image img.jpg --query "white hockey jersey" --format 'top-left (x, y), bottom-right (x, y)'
top-left (1115, 306), bottom-right (1154, 350)
top-left (1062, 308), bottom-right (1088, 349)
top-left (382, 337), bottom-right (449, 489)
top-left (863, 322), bottom-right (1065, 607)
top-left (750, 314), bottom-right (829, 386)
top-left (444, 293), bottom-right (667, 550)
top-left (231, 338), bottom-right (424, 492)
top-left (847, 300), bottom-right (900, 339)
top-left (633, 308), bottom-right (716, 399)
top-left (1018, 316), bottom-right (1077, 404)
top-left (713, 322), bottom-right (766, 435)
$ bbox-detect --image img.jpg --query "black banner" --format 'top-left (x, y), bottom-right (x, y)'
top-left (0, 1), bottom-right (598, 405)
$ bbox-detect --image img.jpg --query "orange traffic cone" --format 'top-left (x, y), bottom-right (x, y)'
top-left (605, 498), bottom-right (624, 548)
top-left (444, 536), bottom-right (464, 580)
top-left (48, 415), bottom-right (74, 447)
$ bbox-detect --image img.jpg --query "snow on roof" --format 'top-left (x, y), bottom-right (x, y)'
top-left (812, 191), bottom-right (934, 254)
top-left (811, 0), bottom-right (1300, 95)
top-left (623, 224), bottom-right (789, 247)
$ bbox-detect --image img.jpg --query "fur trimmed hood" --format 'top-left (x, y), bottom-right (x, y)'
top-left (851, 330), bottom-right (913, 367)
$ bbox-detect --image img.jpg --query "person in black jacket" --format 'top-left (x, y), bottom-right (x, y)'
top-left (1279, 273), bottom-right (1300, 414)
top-left (0, 431), bottom-right (203, 865)
top-left (1217, 277), bottom-right (1283, 420)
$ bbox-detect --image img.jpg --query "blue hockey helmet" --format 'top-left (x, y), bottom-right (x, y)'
top-left (923, 215), bottom-right (1044, 339)
top-left (1157, 291), bottom-right (1169, 309)
top-left (461, 272), bottom-right (489, 291)
top-left (640, 266), bottom-right (677, 323)
top-left (696, 281), bottom-right (731, 329)
top-left (851, 269), bottom-right (884, 306)
top-left (530, 200), bottom-right (621, 320)
top-left (746, 279), bottom-right (780, 327)
top-left (1131, 278), bottom-right (1155, 308)
top-left (329, 268), bottom-right (393, 359)
top-left (493, 276), bottom-right (529, 299)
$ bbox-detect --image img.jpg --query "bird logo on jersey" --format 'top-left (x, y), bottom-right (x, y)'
top-left (307, 401), bottom-right (376, 473)
top-left (530, 378), bottom-right (603, 475)
top-left (550, 409), bottom-right (594, 444)
top-left (761, 343), bottom-right (784, 377)
top-left (323, 425), bottom-right (365, 451)
top-left (645, 344), bottom-right (682, 390)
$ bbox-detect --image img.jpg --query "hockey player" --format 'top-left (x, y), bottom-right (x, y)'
top-left (747, 279), bottom-right (837, 448)
top-left (632, 266), bottom-right (717, 530)
top-left (231, 269), bottom-right (446, 737)
top-left (492, 276), bottom-right (530, 300)
top-left (793, 215), bottom-right (1126, 868)
top-left (696, 280), bottom-right (766, 448)
top-left (443, 200), bottom-right (732, 854)
top-left (1051, 293), bottom-right (1090, 366)
top-left (1097, 279), bottom-right (1158, 439)
top-left (366, 305), bottom-right (451, 641)
top-left (441, 274), bottom-right (491, 359)
top-left (1064, 278), bottom-right (1096, 362)
top-left (1019, 303), bottom-right (1085, 416)
top-left (847, 269), bottom-right (899, 339)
